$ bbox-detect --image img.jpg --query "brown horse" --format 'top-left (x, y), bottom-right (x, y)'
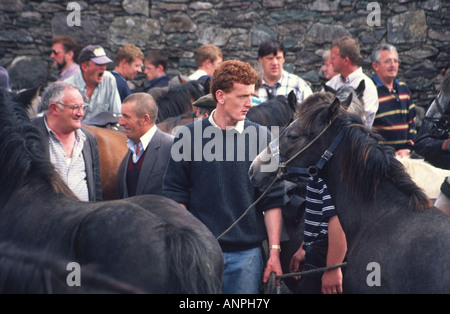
top-left (82, 125), bottom-right (128, 200)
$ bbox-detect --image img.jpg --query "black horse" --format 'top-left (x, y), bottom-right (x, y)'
top-left (250, 92), bottom-right (450, 293)
top-left (0, 87), bottom-right (223, 294)
top-left (156, 79), bottom-right (207, 123)
top-left (0, 242), bottom-right (144, 294)
top-left (247, 91), bottom-right (298, 131)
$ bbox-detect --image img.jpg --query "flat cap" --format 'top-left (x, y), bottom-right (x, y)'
top-left (192, 93), bottom-right (217, 109)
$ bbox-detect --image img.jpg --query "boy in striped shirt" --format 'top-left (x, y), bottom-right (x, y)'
top-left (289, 178), bottom-right (347, 294)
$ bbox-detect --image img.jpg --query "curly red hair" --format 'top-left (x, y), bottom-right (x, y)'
top-left (210, 60), bottom-right (258, 101)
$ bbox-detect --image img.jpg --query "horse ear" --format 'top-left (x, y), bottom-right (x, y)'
top-left (355, 80), bottom-right (365, 97)
top-left (287, 90), bottom-right (297, 112)
top-left (323, 83), bottom-right (336, 94)
top-left (14, 85), bottom-right (40, 109)
top-left (327, 97), bottom-right (341, 122)
top-left (178, 74), bottom-right (188, 84)
top-left (340, 92), bottom-right (353, 110)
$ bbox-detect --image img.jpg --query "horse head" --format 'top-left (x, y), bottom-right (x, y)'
top-left (249, 92), bottom-right (344, 191)
top-left (250, 90), bottom-right (430, 210)
top-left (322, 80), bottom-right (366, 123)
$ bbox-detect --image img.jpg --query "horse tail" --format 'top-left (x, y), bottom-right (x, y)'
top-left (165, 225), bottom-right (222, 294)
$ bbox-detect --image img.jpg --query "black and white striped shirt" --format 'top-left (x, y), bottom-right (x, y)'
top-left (303, 177), bottom-right (337, 248)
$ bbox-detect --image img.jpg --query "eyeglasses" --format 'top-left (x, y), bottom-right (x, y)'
top-left (392, 89), bottom-right (400, 102)
top-left (51, 49), bottom-right (61, 55)
top-left (55, 102), bottom-right (88, 113)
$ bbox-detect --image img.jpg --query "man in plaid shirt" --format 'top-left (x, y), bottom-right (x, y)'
top-left (256, 40), bottom-right (312, 106)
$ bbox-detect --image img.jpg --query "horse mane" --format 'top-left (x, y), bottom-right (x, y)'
top-left (0, 242), bottom-right (143, 293)
top-left (156, 80), bottom-right (206, 123)
top-left (298, 92), bottom-right (432, 211)
top-left (0, 89), bottom-right (77, 208)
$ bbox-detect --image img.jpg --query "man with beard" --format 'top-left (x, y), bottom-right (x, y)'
top-left (50, 35), bottom-right (80, 81)
top-left (64, 45), bottom-right (121, 120)
top-left (32, 82), bottom-right (102, 201)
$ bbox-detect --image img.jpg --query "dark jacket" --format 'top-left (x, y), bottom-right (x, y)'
top-left (117, 128), bottom-right (173, 198)
top-left (32, 116), bottom-right (103, 201)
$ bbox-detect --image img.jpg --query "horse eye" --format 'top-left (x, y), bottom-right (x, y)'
top-left (286, 133), bottom-right (299, 140)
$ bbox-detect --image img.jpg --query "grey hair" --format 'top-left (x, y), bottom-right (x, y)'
top-left (41, 82), bottom-right (80, 111)
top-left (370, 43), bottom-right (398, 63)
top-left (122, 92), bottom-right (158, 123)
top-left (322, 49), bottom-right (331, 61)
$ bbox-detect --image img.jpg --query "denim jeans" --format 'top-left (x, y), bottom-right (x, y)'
top-left (222, 246), bottom-right (263, 294)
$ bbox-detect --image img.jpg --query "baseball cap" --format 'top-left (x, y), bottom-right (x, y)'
top-left (78, 45), bottom-right (112, 65)
top-left (192, 93), bottom-right (217, 109)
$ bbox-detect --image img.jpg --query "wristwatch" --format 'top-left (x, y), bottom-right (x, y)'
top-left (269, 244), bottom-right (281, 252)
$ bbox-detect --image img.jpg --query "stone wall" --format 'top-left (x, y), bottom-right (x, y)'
top-left (1, 0), bottom-right (449, 115)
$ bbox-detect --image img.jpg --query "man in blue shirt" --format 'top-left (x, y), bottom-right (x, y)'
top-left (112, 44), bottom-right (144, 101)
top-left (143, 50), bottom-right (170, 90)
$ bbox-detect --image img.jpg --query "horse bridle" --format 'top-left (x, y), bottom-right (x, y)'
top-left (431, 93), bottom-right (450, 135)
top-left (276, 117), bottom-right (347, 182)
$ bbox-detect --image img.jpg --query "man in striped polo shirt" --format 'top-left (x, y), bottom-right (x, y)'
top-left (371, 44), bottom-right (417, 157)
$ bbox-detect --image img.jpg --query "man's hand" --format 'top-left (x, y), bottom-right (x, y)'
top-left (442, 139), bottom-right (450, 151)
top-left (289, 246), bottom-right (306, 280)
top-left (321, 267), bottom-right (343, 294)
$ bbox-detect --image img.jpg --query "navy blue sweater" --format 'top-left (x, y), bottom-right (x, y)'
top-left (163, 118), bottom-right (286, 251)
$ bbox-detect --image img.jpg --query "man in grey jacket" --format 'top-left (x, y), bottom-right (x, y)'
top-left (116, 92), bottom-right (173, 198)
top-left (32, 82), bottom-right (102, 201)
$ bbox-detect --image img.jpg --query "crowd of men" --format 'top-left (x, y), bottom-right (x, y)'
top-left (1, 33), bottom-right (449, 294)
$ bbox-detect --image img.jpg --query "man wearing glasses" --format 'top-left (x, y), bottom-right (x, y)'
top-left (64, 44), bottom-right (121, 120)
top-left (32, 82), bottom-right (102, 201)
top-left (50, 35), bottom-right (80, 81)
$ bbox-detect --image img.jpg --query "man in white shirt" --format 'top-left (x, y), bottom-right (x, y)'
top-left (326, 36), bottom-right (379, 128)
top-left (189, 44), bottom-right (223, 83)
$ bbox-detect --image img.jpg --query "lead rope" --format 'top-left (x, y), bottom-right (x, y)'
top-left (216, 172), bottom-right (281, 240)
top-left (266, 262), bottom-right (347, 294)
